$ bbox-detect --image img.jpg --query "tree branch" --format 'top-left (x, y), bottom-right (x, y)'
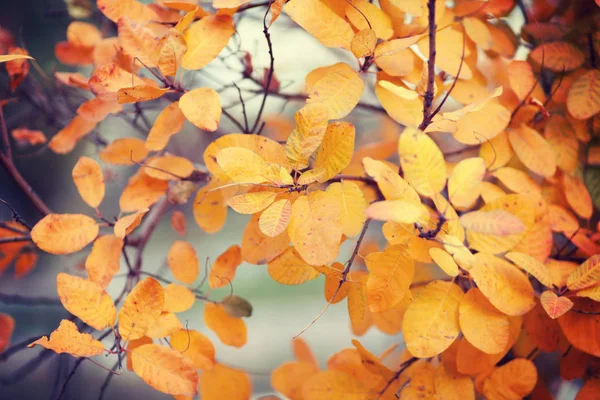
top-left (418, 0), bottom-right (438, 131)
top-left (0, 293), bottom-right (62, 306)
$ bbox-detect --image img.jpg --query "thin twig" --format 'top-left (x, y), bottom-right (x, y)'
top-left (232, 82), bottom-right (250, 132)
top-left (250, 1), bottom-right (276, 133)
top-left (377, 357), bottom-right (419, 399)
top-left (293, 219), bottom-right (371, 339)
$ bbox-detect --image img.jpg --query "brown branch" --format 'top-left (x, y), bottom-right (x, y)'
top-left (0, 293), bottom-right (62, 306)
top-left (378, 357), bottom-right (419, 398)
top-left (418, 0), bottom-right (438, 131)
top-left (0, 105), bottom-right (52, 217)
top-left (0, 236), bottom-right (31, 244)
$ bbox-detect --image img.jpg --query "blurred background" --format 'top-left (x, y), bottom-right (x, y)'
top-left (0, 0), bottom-right (582, 399)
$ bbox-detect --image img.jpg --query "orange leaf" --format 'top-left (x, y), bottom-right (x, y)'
top-left (114, 208), bottom-right (148, 239)
top-left (146, 102), bottom-right (186, 151)
top-left (85, 235), bottom-right (123, 288)
top-left (170, 210), bottom-right (187, 237)
top-left (168, 241), bottom-right (199, 284)
top-left (100, 137), bottom-right (148, 165)
top-left (49, 116), bottom-right (97, 154)
top-left (0, 313), bottom-right (15, 352)
top-left (208, 244), bottom-right (242, 289)
top-left (530, 42), bottom-right (584, 72)
top-left (163, 283), bottom-right (195, 313)
top-left (241, 212), bottom-right (288, 265)
top-left (117, 85), bottom-right (169, 104)
top-left (199, 363), bottom-right (251, 400)
top-left (14, 250), bottom-right (37, 279)
top-left (32, 214), bottom-right (98, 255)
top-left (267, 247), bottom-right (320, 285)
top-left (120, 170), bottom-right (168, 212)
top-left (540, 291), bottom-right (573, 319)
top-left (56, 273), bottom-right (116, 329)
top-left (204, 302), bottom-right (247, 347)
top-left (28, 319), bottom-right (104, 357)
top-left (179, 87), bottom-right (221, 131)
top-left (72, 156), bottom-right (105, 208)
top-left (11, 128), bottom-right (46, 146)
top-left (118, 277), bottom-right (164, 341)
top-left (171, 329), bottom-right (215, 369)
top-left (131, 343), bottom-right (198, 395)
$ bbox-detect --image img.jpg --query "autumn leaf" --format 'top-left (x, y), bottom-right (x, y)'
top-left (118, 277), bottom-right (164, 341)
top-left (32, 214), bottom-right (99, 255)
top-left (28, 319), bottom-right (104, 357)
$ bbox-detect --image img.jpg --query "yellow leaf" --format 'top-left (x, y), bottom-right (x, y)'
top-left (72, 156), bottom-right (105, 208)
top-left (182, 16), bottom-right (234, 70)
top-left (429, 248), bottom-right (459, 277)
top-left (286, 0), bottom-right (354, 49)
top-left (284, 103), bottom-right (329, 169)
top-left (362, 157), bottom-right (420, 203)
top-left (440, 234), bottom-right (475, 271)
top-left (492, 167), bottom-right (541, 197)
top-left (376, 79), bottom-right (422, 127)
top-left (507, 60), bottom-right (538, 102)
top-left (118, 277), bottom-right (164, 341)
top-left (313, 122), bottom-right (355, 181)
top-left (204, 133), bottom-right (289, 175)
top-left (28, 319), bottom-right (104, 357)
top-left (508, 125), bottom-right (556, 178)
top-left (97, 0), bottom-right (158, 23)
top-left (366, 199), bottom-right (430, 225)
top-left (460, 209), bottom-right (525, 236)
top-left (306, 64), bottom-right (364, 119)
top-left (480, 131), bottom-right (513, 170)
top-left (268, 247), bottom-right (320, 285)
top-left (470, 252), bottom-right (535, 316)
top-left (32, 214), bottom-right (99, 255)
top-left (544, 114), bottom-right (579, 173)
top-left (259, 199), bottom-right (292, 237)
top-left (365, 245), bottom-right (414, 313)
top-left (326, 181), bottom-right (366, 237)
top-left (345, 0), bottom-right (393, 40)
top-left (465, 194), bottom-right (535, 254)
top-left (482, 358), bottom-right (538, 400)
top-left (288, 191), bottom-right (343, 266)
top-left (403, 281), bottom-right (464, 358)
top-left (114, 208), bottom-right (148, 239)
top-left (199, 363), bottom-right (252, 400)
top-left (242, 212), bottom-right (288, 264)
top-left (179, 87), bottom-right (221, 131)
top-left (227, 191), bottom-right (278, 214)
top-left (530, 42), bottom-right (585, 72)
top-left (216, 147), bottom-right (270, 184)
top-left (132, 343), bottom-right (198, 395)
top-left (459, 288), bottom-right (509, 354)
top-left (398, 128), bottom-right (446, 197)
top-left (448, 157), bottom-right (486, 209)
top-left (351, 29), bottom-right (376, 58)
top-left (171, 329), bottom-right (215, 369)
top-left (374, 38), bottom-right (420, 76)
top-left (167, 241), bottom-right (199, 284)
top-left (567, 254), bottom-right (600, 291)
top-left (204, 302), bottom-right (247, 347)
top-left (85, 235), bottom-right (123, 288)
top-left (117, 85), bottom-right (169, 104)
top-left (56, 273), bottom-right (116, 329)
top-left (145, 155), bottom-right (196, 181)
top-left (302, 370), bottom-right (365, 400)
top-left (100, 137), bottom-right (149, 165)
top-left (434, 363), bottom-right (475, 400)
top-left (505, 252), bottom-right (554, 288)
top-left (146, 102), bottom-right (186, 151)
top-left (163, 283), bottom-right (195, 313)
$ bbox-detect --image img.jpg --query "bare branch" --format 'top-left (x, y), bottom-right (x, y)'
top-left (418, 0), bottom-right (438, 131)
